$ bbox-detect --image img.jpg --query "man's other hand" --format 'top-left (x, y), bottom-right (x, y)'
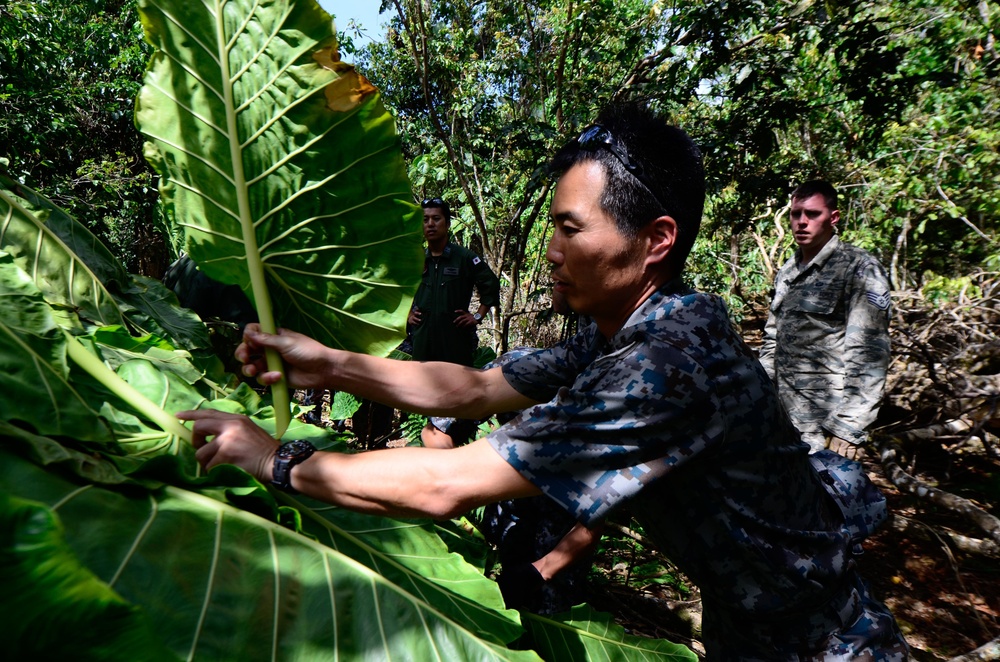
top-left (235, 324), bottom-right (333, 389)
top-left (826, 435), bottom-right (865, 461)
top-left (177, 409), bottom-right (279, 480)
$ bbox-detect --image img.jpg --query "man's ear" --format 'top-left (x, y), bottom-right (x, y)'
top-left (643, 215), bottom-right (678, 268)
top-left (830, 209), bottom-right (840, 228)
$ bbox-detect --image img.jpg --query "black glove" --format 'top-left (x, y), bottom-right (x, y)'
top-left (496, 562), bottom-right (545, 611)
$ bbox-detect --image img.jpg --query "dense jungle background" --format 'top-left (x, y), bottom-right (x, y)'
top-left (2, 0), bottom-right (999, 658)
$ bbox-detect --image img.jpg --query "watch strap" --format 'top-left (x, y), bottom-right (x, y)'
top-left (272, 440), bottom-right (316, 494)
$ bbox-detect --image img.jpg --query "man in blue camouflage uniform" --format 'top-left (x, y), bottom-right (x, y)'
top-left (408, 197), bottom-right (501, 366)
top-left (759, 181), bottom-right (892, 458)
top-left (182, 104), bottom-right (907, 660)
top-left (423, 347), bottom-right (601, 615)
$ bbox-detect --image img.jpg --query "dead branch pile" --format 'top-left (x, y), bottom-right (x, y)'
top-left (874, 271), bottom-right (1000, 659)
top-left (879, 269), bottom-right (1000, 549)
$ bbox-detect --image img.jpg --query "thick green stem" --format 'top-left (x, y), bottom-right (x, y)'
top-left (64, 332), bottom-right (193, 444)
top-left (214, 7), bottom-right (290, 439)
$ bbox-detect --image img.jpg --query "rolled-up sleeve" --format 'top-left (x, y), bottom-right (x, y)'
top-left (488, 333), bottom-right (723, 526)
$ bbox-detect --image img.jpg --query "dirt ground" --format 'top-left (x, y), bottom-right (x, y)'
top-left (858, 456), bottom-right (1000, 660)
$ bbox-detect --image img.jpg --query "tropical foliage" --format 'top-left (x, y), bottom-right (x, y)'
top-left (0, 0), bottom-right (163, 274)
top-left (133, 0), bottom-right (424, 435)
top-left (358, 0), bottom-right (999, 347)
top-left (0, 0), bottom-right (698, 658)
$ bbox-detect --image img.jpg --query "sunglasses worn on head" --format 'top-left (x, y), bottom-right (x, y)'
top-left (422, 197), bottom-right (445, 207)
top-left (576, 125), bottom-right (667, 212)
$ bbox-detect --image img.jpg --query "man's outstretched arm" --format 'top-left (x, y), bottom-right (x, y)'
top-left (179, 409), bottom-right (541, 519)
top-left (236, 324), bottom-right (536, 420)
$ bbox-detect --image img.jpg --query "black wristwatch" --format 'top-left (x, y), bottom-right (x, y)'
top-left (271, 440), bottom-right (316, 494)
top-left (473, 312), bottom-right (483, 323)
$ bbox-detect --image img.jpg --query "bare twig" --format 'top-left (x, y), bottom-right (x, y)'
top-left (878, 437), bottom-right (1000, 546)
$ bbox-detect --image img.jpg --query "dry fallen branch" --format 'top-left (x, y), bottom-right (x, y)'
top-left (949, 635), bottom-right (1000, 662)
top-left (889, 515), bottom-right (1000, 559)
top-left (878, 437), bottom-right (1000, 546)
top-left (877, 273), bottom-right (1000, 659)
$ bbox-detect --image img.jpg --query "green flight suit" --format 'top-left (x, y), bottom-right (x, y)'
top-left (411, 242), bottom-right (500, 365)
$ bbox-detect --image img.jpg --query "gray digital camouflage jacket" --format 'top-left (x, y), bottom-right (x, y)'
top-left (759, 236), bottom-right (891, 448)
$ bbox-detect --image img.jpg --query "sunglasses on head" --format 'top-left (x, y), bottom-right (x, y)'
top-left (576, 125), bottom-right (667, 212)
top-left (422, 197), bottom-right (446, 207)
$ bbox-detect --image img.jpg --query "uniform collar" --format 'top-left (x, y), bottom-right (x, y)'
top-left (425, 242), bottom-right (453, 258)
top-left (601, 277), bottom-right (689, 352)
top-left (795, 235), bottom-right (840, 272)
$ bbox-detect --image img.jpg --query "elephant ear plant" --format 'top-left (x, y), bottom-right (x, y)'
top-left (0, 163), bottom-right (532, 660)
top-left (0, 172), bottom-right (699, 662)
top-left (135, 0), bottom-right (424, 437)
top-left (0, 0), bottom-right (702, 657)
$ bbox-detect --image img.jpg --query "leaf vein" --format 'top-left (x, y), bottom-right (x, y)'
top-left (145, 0), bottom-right (222, 68)
top-left (109, 494), bottom-right (159, 587)
top-left (144, 81), bottom-right (230, 136)
top-left (257, 193), bottom-right (410, 252)
top-left (230, 2), bottom-right (298, 96)
top-left (252, 143), bottom-right (398, 228)
top-left (244, 101), bottom-right (352, 182)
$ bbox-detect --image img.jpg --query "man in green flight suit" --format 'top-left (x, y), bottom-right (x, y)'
top-left (407, 197), bottom-right (501, 365)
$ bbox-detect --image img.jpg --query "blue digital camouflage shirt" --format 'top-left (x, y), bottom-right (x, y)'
top-left (486, 280), bottom-right (906, 660)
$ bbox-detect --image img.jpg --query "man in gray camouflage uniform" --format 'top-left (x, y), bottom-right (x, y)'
top-left (182, 104), bottom-right (907, 660)
top-left (759, 181), bottom-right (891, 458)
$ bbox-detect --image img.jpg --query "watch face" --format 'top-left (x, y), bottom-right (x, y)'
top-left (277, 440), bottom-right (315, 460)
top-left (272, 440), bottom-right (317, 494)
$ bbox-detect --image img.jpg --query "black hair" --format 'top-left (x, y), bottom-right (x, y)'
top-left (421, 197), bottom-right (451, 222)
top-left (549, 102), bottom-right (705, 274)
top-left (791, 180), bottom-right (838, 211)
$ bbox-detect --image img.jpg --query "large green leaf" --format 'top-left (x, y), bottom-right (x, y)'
top-left (292, 500), bottom-right (524, 646)
top-left (118, 273), bottom-right (219, 360)
top-left (0, 358), bottom-right (525, 654)
top-left (0, 253), bottom-right (111, 441)
top-left (0, 251), bottom-right (213, 449)
top-left (0, 175), bottom-right (234, 446)
top-left (523, 605), bottom-right (698, 661)
top-left (0, 176), bottom-right (128, 329)
top-left (0, 446), bottom-right (538, 661)
top-left (135, 0), bottom-right (423, 359)
top-left (0, 169), bottom-right (213, 356)
top-left (1, 491), bottom-right (179, 661)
